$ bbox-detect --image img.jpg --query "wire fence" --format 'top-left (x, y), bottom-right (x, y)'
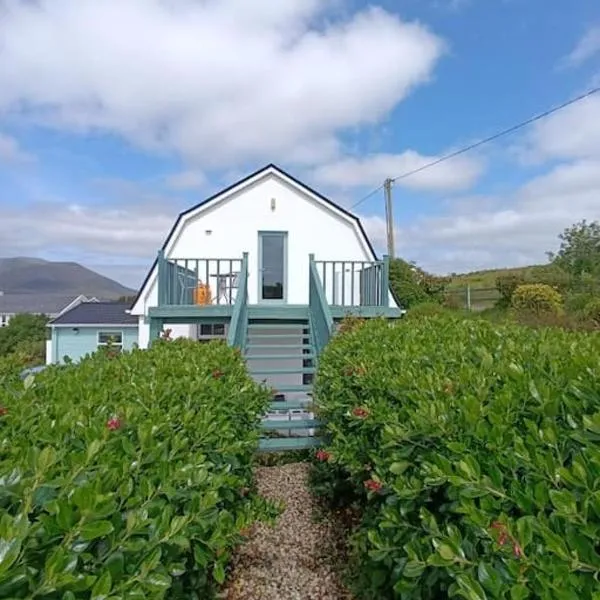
top-left (446, 281), bottom-right (600, 312)
top-left (445, 286), bottom-right (500, 311)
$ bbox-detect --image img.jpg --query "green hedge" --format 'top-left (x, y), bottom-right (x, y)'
top-left (0, 338), bottom-right (274, 598)
top-left (313, 316), bottom-right (600, 599)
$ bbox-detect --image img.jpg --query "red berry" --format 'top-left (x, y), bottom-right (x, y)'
top-left (106, 417), bottom-right (122, 431)
top-left (364, 479), bottom-right (382, 492)
top-left (352, 407), bottom-right (369, 418)
top-left (315, 450), bottom-right (330, 462)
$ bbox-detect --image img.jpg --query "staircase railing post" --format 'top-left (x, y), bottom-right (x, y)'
top-left (157, 249), bottom-right (167, 306)
top-left (382, 254), bottom-right (390, 307)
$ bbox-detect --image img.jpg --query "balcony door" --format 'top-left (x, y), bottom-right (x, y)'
top-left (258, 231), bottom-right (287, 303)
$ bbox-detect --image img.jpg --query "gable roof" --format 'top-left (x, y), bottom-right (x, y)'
top-left (0, 293), bottom-right (84, 316)
top-left (130, 163), bottom-right (380, 309)
top-left (50, 302), bottom-right (138, 326)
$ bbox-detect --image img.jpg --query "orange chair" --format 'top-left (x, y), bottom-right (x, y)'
top-left (193, 282), bottom-right (212, 305)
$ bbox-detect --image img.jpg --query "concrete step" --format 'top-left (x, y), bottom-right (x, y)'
top-left (261, 418), bottom-right (322, 430)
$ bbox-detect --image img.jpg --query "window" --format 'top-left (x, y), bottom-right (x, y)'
top-left (197, 323), bottom-right (226, 342)
top-left (97, 331), bottom-right (123, 350)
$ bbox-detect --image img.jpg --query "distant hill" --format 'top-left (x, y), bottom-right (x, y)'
top-left (448, 264), bottom-right (550, 290)
top-left (0, 257), bottom-right (136, 298)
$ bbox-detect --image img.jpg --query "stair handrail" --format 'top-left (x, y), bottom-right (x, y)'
top-left (309, 254), bottom-right (334, 354)
top-left (227, 252), bottom-right (249, 348)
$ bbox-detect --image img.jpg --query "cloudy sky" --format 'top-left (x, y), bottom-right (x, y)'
top-left (0, 0), bottom-right (599, 288)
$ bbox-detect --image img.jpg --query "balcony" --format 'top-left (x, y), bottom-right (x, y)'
top-left (312, 257), bottom-right (390, 308)
top-left (150, 251), bottom-right (395, 323)
top-left (157, 252), bottom-right (244, 306)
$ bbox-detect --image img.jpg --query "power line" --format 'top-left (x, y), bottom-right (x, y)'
top-left (350, 85), bottom-right (600, 210)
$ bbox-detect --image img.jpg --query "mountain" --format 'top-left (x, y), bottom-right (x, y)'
top-left (0, 257), bottom-right (136, 298)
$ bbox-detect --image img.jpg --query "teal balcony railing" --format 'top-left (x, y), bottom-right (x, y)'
top-left (309, 254), bottom-right (334, 355)
top-left (313, 257), bottom-right (390, 307)
top-left (157, 251), bottom-right (243, 306)
top-left (227, 253), bottom-right (249, 349)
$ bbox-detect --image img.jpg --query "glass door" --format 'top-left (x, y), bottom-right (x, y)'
top-left (258, 231), bottom-right (287, 302)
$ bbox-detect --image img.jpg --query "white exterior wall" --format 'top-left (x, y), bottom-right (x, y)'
top-left (137, 317), bottom-right (195, 349)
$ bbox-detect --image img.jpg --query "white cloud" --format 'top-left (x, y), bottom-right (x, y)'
top-left (562, 25), bottom-right (600, 68)
top-left (0, 132), bottom-right (35, 164)
top-left (0, 202), bottom-right (172, 262)
top-left (0, 0), bottom-right (445, 168)
top-left (313, 150), bottom-right (483, 192)
top-left (520, 94), bottom-right (600, 163)
top-left (165, 170), bottom-right (207, 191)
top-left (378, 158), bottom-right (600, 274)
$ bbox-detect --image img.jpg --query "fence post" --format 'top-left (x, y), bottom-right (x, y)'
top-left (466, 284), bottom-right (471, 311)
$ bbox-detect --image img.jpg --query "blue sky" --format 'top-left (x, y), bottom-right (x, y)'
top-left (0, 0), bottom-right (599, 287)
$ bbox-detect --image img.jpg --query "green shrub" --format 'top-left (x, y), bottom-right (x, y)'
top-left (495, 274), bottom-right (525, 308)
top-left (511, 283), bottom-right (563, 316)
top-left (313, 316), bottom-right (600, 599)
top-left (582, 298), bottom-right (600, 326)
top-left (403, 302), bottom-right (454, 320)
top-left (389, 259), bottom-right (449, 308)
top-left (0, 338), bottom-right (275, 598)
top-left (565, 291), bottom-right (595, 314)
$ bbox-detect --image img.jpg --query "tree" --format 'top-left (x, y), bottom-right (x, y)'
top-left (389, 258), bottom-right (449, 308)
top-left (0, 313), bottom-right (49, 360)
top-left (548, 220), bottom-right (600, 280)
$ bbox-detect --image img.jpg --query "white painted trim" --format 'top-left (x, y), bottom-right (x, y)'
top-left (97, 330), bottom-right (124, 347)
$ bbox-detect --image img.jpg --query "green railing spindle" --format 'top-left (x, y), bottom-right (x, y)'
top-left (309, 254), bottom-right (334, 354)
top-left (314, 259), bottom-right (388, 307)
top-left (227, 252), bottom-right (249, 349)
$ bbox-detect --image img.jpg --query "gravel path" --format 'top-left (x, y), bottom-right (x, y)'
top-left (223, 462), bottom-right (353, 600)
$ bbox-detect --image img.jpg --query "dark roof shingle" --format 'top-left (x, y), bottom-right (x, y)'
top-left (50, 302), bottom-right (138, 326)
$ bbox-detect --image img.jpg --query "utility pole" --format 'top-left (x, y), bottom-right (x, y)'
top-left (384, 178), bottom-right (395, 259)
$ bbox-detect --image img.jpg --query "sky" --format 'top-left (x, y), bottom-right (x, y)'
top-left (0, 0), bottom-right (599, 288)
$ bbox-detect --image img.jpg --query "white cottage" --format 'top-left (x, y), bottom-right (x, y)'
top-left (130, 164), bottom-right (403, 450)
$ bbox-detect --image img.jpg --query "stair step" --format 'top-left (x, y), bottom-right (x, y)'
top-left (261, 419), bottom-right (322, 430)
top-left (248, 323), bottom-right (308, 330)
top-left (272, 384), bottom-right (313, 393)
top-left (246, 344), bottom-right (313, 351)
top-left (246, 354), bottom-right (315, 361)
top-left (249, 333), bottom-right (310, 339)
top-left (253, 367), bottom-right (315, 375)
top-left (268, 399), bottom-right (313, 410)
top-left (258, 437), bottom-right (323, 452)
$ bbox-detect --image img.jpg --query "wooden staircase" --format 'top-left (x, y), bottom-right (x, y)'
top-left (243, 311), bottom-right (325, 452)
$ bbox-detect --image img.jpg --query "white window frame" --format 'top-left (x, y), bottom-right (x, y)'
top-left (97, 330), bottom-right (124, 350)
top-left (197, 323), bottom-right (227, 341)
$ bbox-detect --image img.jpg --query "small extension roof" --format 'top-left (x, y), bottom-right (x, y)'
top-left (50, 302), bottom-right (138, 326)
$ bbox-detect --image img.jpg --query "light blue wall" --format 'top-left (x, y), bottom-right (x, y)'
top-left (52, 327), bottom-right (139, 364)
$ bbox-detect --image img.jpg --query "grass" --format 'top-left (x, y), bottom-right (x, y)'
top-left (446, 264), bottom-right (548, 290)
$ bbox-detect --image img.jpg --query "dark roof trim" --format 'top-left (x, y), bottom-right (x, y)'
top-left (50, 302), bottom-right (138, 326)
top-left (130, 163), bottom-right (384, 309)
top-left (51, 323), bottom-right (139, 328)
